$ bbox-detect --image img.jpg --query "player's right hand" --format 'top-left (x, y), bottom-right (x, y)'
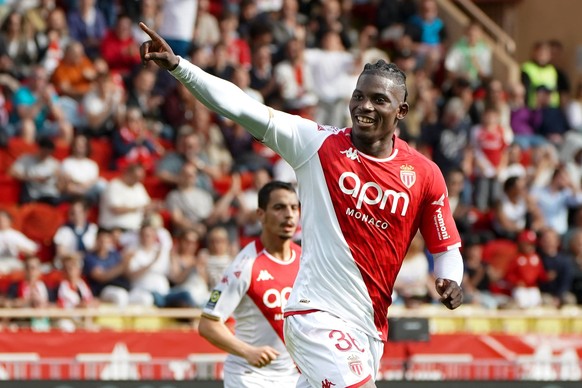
top-left (245, 346), bottom-right (280, 368)
top-left (139, 22), bottom-right (180, 71)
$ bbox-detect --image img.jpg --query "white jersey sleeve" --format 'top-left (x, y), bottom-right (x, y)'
top-left (170, 57), bottom-right (330, 168)
top-left (202, 248), bottom-right (254, 321)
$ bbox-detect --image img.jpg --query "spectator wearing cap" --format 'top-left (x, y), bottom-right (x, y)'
top-left (534, 85), bottom-right (570, 145)
top-left (9, 137), bottom-right (62, 205)
top-left (505, 230), bottom-right (548, 309)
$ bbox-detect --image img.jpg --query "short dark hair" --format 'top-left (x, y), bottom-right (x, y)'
top-left (360, 59), bottom-right (408, 102)
top-left (258, 181), bottom-right (296, 210)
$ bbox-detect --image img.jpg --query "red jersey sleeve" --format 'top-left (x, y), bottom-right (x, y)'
top-left (418, 163), bottom-right (462, 253)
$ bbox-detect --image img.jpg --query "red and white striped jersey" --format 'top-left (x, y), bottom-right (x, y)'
top-left (203, 239), bottom-right (301, 377)
top-left (261, 112), bottom-right (461, 341)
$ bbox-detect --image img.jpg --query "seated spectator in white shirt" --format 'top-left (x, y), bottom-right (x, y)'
top-left (199, 226), bottom-right (235, 290)
top-left (98, 163), bottom-right (152, 232)
top-left (0, 210), bottom-right (38, 274)
top-left (9, 137), bottom-right (62, 205)
top-left (124, 221), bottom-right (194, 307)
top-left (58, 134), bottom-right (105, 205)
top-left (53, 198), bottom-right (98, 269)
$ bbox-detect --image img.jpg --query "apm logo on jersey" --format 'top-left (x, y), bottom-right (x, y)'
top-left (340, 172), bottom-right (410, 230)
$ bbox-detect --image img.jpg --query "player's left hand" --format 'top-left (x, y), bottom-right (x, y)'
top-left (435, 278), bottom-right (463, 310)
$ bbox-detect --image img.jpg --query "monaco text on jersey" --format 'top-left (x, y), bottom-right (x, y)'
top-left (339, 171), bottom-right (410, 216)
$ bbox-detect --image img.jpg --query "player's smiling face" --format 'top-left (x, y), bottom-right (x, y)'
top-left (349, 74), bottom-right (408, 146)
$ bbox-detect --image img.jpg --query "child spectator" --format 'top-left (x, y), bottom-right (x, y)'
top-left (505, 230), bottom-right (548, 308)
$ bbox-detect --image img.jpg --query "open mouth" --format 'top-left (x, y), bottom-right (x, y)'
top-left (356, 115), bottom-right (375, 125)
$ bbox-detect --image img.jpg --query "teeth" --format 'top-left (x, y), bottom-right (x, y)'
top-left (358, 117), bottom-right (374, 124)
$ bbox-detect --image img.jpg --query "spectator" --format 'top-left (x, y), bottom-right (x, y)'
top-left (9, 137), bottom-right (62, 205)
top-left (112, 106), bottom-right (163, 173)
top-left (5, 256), bottom-right (51, 330)
top-left (56, 252), bottom-right (97, 331)
top-left (271, 0), bottom-right (307, 49)
top-left (352, 24), bottom-right (389, 68)
top-left (537, 227), bottom-right (575, 307)
top-left (131, 0), bottom-right (162, 45)
top-left (505, 230), bottom-right (548, 309)
top-left (165, 162), bottom-right (215, 237)
top-left (249, 43), bottom-right (280, 106)
top-left (40, 8), bottom-right (72, 76)
top-left (273, 36), bottom-right (318, 116)
top-left (496, 142), bottom-right (528, 185)
top-left (492, 176), bottom-right (543, 240)
top-left (535, 85), bottom-right (570, 146)
top-left (471, 108), bottom-right (509, 210)
top-left (444, 20), bottom-right (492, 89)
top-left (531, 165), bottom-right (582, 236)
top-left (548, 39), bottom-right (571, 95)
top-left (158, 0), bottom-right (198, 58)
top-left (462, 236), bottom-right (506, 309)
top-left (445, 167), bottom-right (475, 239)
top-left (125, 221), bottom-right (194, 308)
top-left (155, 126), bottom-right (219, 192)
top-left (53, 198), bottom-right (98, 268)
top-left (0, 210), bottom-right (37, 274)
top-left (419, 97), bottom-right (472, 177)
top-left (24, 0), bottom-right (59, 35)
top-left (98, 163), bottom-right (151, 232)
top-left (81, 58), bottom-right (125, 137)
top-left (393, 233), bottom-right (438, 308)
top-left (407, 0), bottom-right (447, 65)
top-left (508, 82), bottom-right (545, 150)
top-left (521, 41), bottom-right (560, 109)
top-left (304, 30), bottom-right (357, 128)
top-left (83, 227), bottom-right (132, 307)
top-left (10, 65), bottom-right (73, 144)
top-left (58, 134), bottom-right (104, 204)
top-left (0, 11), bottom-right (42, 80)
top-left (566, 228), bottom-right (582, 304)
top-left (217, 10), bottom-right (251, 68)
top-left (168, 228), bottom-right (210, 308)
top-left (66, 0), bottom-right (108, 59)
top-left (199, 226), bottom-right (236, 290)
top-left (125, 67), bottom-right (168, 138)
top-left (100, 14), bottom-right (142, 78)
top-left (50, 41), bottom-right (96, 101)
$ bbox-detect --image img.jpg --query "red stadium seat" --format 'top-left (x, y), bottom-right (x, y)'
top-left (143, 175), bottom-right (172, 200)
top-left (0, 174), bottom-right (21, 205)
top-left (90, 138), bottom-right (114, 171)
top-left (19, 203), bottom-right (65, 263)
top-left (481, 238), bottom-right (518, 277)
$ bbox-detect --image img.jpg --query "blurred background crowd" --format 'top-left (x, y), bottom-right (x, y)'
top-left (0, 0), bottom-right (582, 331)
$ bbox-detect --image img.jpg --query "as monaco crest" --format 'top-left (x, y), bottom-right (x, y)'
top-left (400, 164), bottom-right (416, 188)
top-left (348, 355), bottom-right (363, 376)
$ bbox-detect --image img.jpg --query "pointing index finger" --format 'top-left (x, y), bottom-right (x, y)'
top-left (139, 22), bottom-right (160, 40)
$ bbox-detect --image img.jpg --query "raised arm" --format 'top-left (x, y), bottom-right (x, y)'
top-left (139, 22), bottom-right (271, 140)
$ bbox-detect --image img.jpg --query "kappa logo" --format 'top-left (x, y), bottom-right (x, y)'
top-left (340, 147), bottom-right (361, 162)
top-left (321, 379), bottom-right (336, 388)
top-left (234, 271), bottom-right (241, 279)
top-left (256, 270), bottom-right (274, 281)
top-left (431, 193), bottom-right (445, 207)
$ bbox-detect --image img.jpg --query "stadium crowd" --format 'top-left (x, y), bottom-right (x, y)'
top-left (0, 0), bottom-right (582, 330)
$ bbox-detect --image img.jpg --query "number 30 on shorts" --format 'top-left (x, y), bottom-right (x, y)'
top-left (328, 330), bottom-right (365, 352)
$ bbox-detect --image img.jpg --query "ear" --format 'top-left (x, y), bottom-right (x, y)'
top-left (397, 102), bottom-right (409, 120)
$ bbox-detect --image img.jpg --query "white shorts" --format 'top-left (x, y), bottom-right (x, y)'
top-left (284, 310), bottom-right (383, 388)
top-left (224, 370), bottom-right (299, 388)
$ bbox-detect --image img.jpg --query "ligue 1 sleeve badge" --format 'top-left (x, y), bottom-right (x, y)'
top-left (400, 164), bottom-right (416, 189)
